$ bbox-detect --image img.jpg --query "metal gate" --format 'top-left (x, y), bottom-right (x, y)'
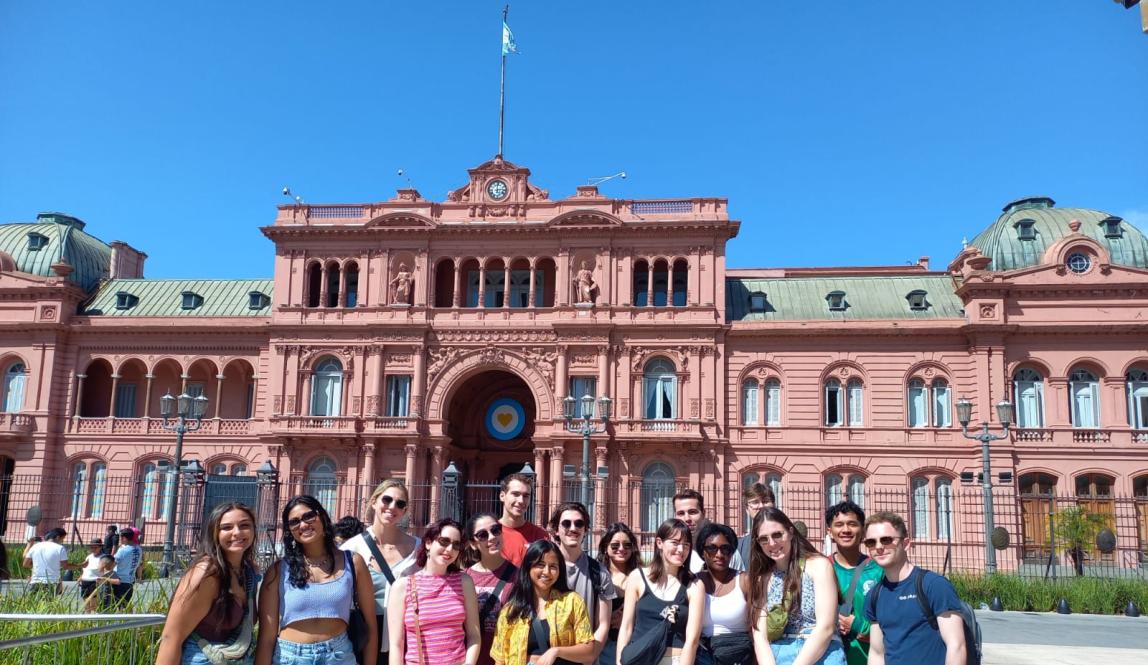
top-left (440, 462), bottom-right (537, 524)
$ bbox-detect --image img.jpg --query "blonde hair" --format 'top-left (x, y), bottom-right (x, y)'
top-left (366, 478), bottom-right (409, 523)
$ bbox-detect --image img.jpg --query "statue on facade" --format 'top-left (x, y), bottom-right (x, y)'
top-left (390, 263), bottom-right (412, 305)
top-left (574, 261), bottom-right (596, 305)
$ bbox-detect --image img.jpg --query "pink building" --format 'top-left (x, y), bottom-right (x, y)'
top-left (1, 157), bottom-right (1146, 570)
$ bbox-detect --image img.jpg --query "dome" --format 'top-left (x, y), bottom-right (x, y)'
top-left (0, 213), bottom-right (111, 291)
top-left (968, 197), bottom-right (1148, 272)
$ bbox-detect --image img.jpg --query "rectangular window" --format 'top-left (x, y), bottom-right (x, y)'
top-left (932, 383), bottom-right (951, 427)
top-left (1072, 382), bottom-right (1099, 428)
top-left (386, 376), bottom-right (412, 417)
top-left (847, 382), bottom-right (864, 427)
top-left (644, 376), bottom-right (676, 419)
top-left (765, 381), bottom-right (781, 426)
top-left (1016, 380), bottom-right (1044, 427)
top-left (936, 480), bottom-right (953, 541)
top-left (245, 382), bottom-right (255, 419)
top-left (912, 477), bottom-right (930, 539)
top-left (1128, 381), bottom-right (1148, 429)
top-left (742, 382), bottom-right (759, 426)
top-left (847, 474), bottom-right (865, 508)
top-left (569, 377), bottom-right (597, 418)
top-left (825, 383), bottom-right (842, 427)
top-left (908, 383), bottom-right (927, 427)
top-left (115, 383), bottom-right (137, 418)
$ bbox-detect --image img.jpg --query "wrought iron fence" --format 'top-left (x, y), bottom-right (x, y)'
top-left (2, 471), bottom-right (1145, 580)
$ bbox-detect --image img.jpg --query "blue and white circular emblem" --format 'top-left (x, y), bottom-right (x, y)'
top-left (486, 398), bottom-right (526, 441)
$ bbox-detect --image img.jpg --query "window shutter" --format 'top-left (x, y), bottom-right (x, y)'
top-left (742, 381), bottom-right (758, 425)
top-left (766, 381), bottom-right (781, 426)
top-left (908, 382), bottom-right (926, 427)
top-left (847, 381), bottom-right (864, 426)
top-left (911, 477), bottom-right (929, 539)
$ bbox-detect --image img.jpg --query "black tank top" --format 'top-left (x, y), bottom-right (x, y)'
top-left (633, 569), bottom-right (688, 649)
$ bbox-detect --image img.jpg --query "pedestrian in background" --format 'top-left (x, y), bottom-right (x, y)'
top-left (386, 517), bottom-right (480, 665)
top-left (334, 516), bottom-right (365, 547)
top-left (156, 502), bottom-right (260, 665)
top-left (112, 527), bottom-right (143, 607)
top-left (79, 538), bottom-right (106, 607)
top-left (256, 495), bottom-right (377, 665)
top-left (464, 512), bottom-right (517, 665)
top-left (595, 522), bottom-right (639, 665)
top-left (22, 528), bottom-right (77, 597)
top-left (103, 524), bottom-right (120, 556)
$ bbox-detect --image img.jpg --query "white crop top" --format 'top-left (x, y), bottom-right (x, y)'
top-left (702, 572), bottom-right (749, 636)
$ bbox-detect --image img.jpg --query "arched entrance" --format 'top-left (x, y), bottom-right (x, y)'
top-left (446, 370), bottom-right (537, 483)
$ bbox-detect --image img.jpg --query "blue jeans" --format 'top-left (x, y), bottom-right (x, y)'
top-left (771, 636), bottom-right (846, 665)
top-left (273, 633), bottom-right (356, 665)
top-left (180, 640), bottom-right (254, 665)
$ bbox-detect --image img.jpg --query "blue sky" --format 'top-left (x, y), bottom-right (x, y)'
top-left (1, 2), bottom-right (1145, 278)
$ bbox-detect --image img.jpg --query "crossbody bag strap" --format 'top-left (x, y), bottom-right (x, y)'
top-left (363, 530), bottom-right (396, 584)
top-left (408, 576), bottom-right (426, 665)
top-left (480, 579), bottom-right (508, 624)
top-left (840, 558), bottom-right (870, 609)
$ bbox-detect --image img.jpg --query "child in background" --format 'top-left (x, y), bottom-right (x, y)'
top-left (84, 554), bottom-right (121, 612)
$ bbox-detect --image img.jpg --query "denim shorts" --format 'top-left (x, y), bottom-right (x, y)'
top-left (770, 635), bottom-right (846, 665)
top-left (179, 639), bottom-right (254, 665)
top-left (273, 633), bottom-right (356, 665)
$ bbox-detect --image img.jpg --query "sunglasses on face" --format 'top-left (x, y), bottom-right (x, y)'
top-left (703, 544), bottom-right (735, 556)
top-left (287, 510), bottom-right (319, 530)
top-left (379, 495), bottom-right (408, 510)
top-left (560, 519), bottom-right (586, 531)
top-left (609, 542), bottom-right (633, 552)
top-left (863, 536), bottom-right (901, 550)
top-left (756, 531), bottom-right (788, 546)
top-left (434, 537), bottom-right (462, 551)
top-left (473, 524), bottom-right (503, 542)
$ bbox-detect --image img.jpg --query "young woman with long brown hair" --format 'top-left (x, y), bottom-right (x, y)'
top-left (595, 523), bottom-right (640, 665)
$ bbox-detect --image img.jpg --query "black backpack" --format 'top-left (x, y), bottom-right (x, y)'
top-left (872, 568), bottom-right (982, 665)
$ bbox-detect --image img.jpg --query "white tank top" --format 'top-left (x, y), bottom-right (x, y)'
top-left (702, 572), bottom-right (749, 636)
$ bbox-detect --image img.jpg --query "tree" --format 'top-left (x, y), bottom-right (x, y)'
top-left (1053, 506), bottom-right (1111, 576)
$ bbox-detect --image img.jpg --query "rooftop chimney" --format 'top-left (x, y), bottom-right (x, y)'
top-left (109, 241), bottom-right (147, 279)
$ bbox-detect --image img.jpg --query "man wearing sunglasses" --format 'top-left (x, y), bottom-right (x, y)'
top-left (548, 502), bottom-right (614, 664)
top-left (498, 473), bottom-right (549, 566)
top-left (862, 512), bottom-right (966, 665)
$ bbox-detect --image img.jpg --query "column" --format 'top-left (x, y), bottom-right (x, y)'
top-left (368, 347), bottom-right (384, 415)
top-left (452, 260), bottom-right (462, 308)
top-left (550, 444), bottom-right (565, 514)
top-left (533, 447), bottom-right (548, 520)
top-left (301, 371), bottom-right (313, 416)
top-left (320, 266), bottom-right (330, 308)
top-left (379, 251), bottom-right (391, 306)
top-left (503, 259), bottom-right (511, 309)
top-left (361, 251), bottom-right (372, 307)
top-left (527, 258), bottom-right (537, 308)
top-left (555, 346), bottom-right (569, 402)
top-left (180, 373), bottom-right (189, 392)
top-left (594, 445), bottom-right (609, 532)
top-left (1102, 377), bottom-right (1124, 428)
top-left (404, 444), bottom-right (418, 484)
top-left (414, 250), bottom-right (428, 307)
top-left (597, 347), bottom-right (609, 399)
top-left (109, 374), bottom-right (120, 418)
top-left (429, 446), bottom-right (445, 521)
top-left (362, 443), bottom-right (376, 489)
top-left (340, 369), bottom-right (351, 416)
top-left (412, 346), bottom-right (426, 417)
top-left (338, 263), bottom-right (347, 307)
top-left (557, 250), bottom-right (570, 306)
top-left (214, 374), bottom-right (225, 418)
top-left (72, 373), bottom-right (86, 420)
top-left (477, 261), bottom-right (487, 308)
top-left (143, 374), bottom-right (154, 418)
top-left (666, 262), bottom-right (674, 306)
top-left (646, 261), bottom-right (654, 307)
top-left (250, 376), bottom-right (259, 418)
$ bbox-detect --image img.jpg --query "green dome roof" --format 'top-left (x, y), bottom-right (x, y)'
top-left (0, 213), bottom-right (111, 291)
top-left (968, 197), bottom-right (1148, 272)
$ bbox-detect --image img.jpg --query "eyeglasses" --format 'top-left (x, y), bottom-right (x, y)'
top-left (379, 495), bottom-right (408, 510)
top-left (609, 542), bottom-right (633, 552)
top-left (560, 519), bottom-right (586, 531)
top-left (434, 537), bottom-right (463, 551)
top-left (756, 531), bottom-right (788, 546)
top-left (473, 524), bottom-right (503, 542)
top-left (287, 510), bottom-right (319, 530)
top-left (703, 544), bottom-right (735, 556)
top-left (862, 536), bottom-right (901, 550)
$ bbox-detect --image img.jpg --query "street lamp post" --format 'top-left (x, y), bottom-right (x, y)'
top-left (956, 397), bottom-right (1014, 574)
top-left (159, 390), bottom-right (209, 577)
top-left (562, 394), bottom-right (612, 508)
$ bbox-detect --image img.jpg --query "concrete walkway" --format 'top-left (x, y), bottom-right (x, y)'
top-left (980, 610), bottom-right (1148, 664)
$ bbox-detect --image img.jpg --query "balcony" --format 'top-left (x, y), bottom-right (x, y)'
top-left (365, 417), bottom-right (418, 433)
top-left (1072, 429), bottom-right (1111, 444)
top-left (267, 415), bottom-right (420, 438)
top-left (70, 417), bottom-right (253, 436)
top-left (1014, 428), bottom-right (1053, 443)
top-left (0, 413), bottom-right (33, 438)
top-left (613, 419), bottom-right (704, 438)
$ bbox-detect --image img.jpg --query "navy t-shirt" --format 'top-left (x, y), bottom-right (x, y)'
top-left (863, 568), bottom-right (963, 665)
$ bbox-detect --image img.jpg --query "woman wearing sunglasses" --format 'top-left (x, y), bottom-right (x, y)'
top-left (695, 522), bottom-right (753, 665)
top-left (387, 518), bottom-right (480, 665)
top-left (490, 540), bottom-right (595, 665)
top-left (464, 512), bottom-right (517, 665)
top-left (595, 523), bottom-right (640, 665)
top-left (747, 508), bottom-right (844, 665)
top-left (342, 479), bottom-right (421, 663)
top-left (256, 495), bottom-right (378, 665)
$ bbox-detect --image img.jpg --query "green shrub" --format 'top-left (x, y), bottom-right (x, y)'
top-left (951, 573), bottom-right (1148, 614)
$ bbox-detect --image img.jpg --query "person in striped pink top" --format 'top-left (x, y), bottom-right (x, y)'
top-left (387, 518), bottom-right (480, 665)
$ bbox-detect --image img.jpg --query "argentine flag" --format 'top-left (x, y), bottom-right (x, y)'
top-left (502, 21), bottom-right (518, 55)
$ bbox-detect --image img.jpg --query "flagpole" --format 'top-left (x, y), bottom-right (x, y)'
top-left (498, 4), bottom-right (508, 157)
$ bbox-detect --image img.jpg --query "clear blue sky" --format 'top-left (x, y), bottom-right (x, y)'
top-left (2, 2), bottom-right (1145, 278)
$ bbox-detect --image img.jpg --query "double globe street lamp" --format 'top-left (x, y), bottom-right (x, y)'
top-left (562, 394), bottom-right (612, 508)
top-left (956, 397), bottom-right (1014, 574)
top-left (158, 390), bottom-right (209, 577)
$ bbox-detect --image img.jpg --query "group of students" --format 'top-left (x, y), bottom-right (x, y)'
top-left (20, 524), bottom-right (143, 610)
top-left (156, 475), bottom-right (973, 665)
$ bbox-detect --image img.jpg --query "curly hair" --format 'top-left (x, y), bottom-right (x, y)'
top-left (695, 521), bottom-right (738, 561)
top-left (280, 495), bottom-right (338, 589)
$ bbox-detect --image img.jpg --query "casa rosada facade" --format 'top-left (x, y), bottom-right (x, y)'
top-left (2, 156), bottom-right (1148, 568)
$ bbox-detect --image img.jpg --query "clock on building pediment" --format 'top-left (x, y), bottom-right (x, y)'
top-left (446, 155), bottom-right (549, 213)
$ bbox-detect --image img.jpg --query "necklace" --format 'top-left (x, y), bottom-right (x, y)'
top-left (304, 554), bottom-right (332, 573)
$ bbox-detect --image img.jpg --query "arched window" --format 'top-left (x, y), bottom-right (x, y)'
top-left (764, 379), bottom-right (781, 426)
top-left (1014, 369), bottom-right (1045, 428)
top-left (640, 462), bottom-right (676, 532)
top-left (344, 262), bottom-right (359, 308)
top-left (932, 380), bottom-right (951, 427)
top-left (825, 379), bottom-right (864, 427)
top-left (1019, 472), bottom-right (1057, 559)
top-left (632, 260), bottom-right (649, 307)
top-left (908, 378), bottom-right (951, 428)
top-left (70, 462), bottom-right (87, 518)
top-left (671, 258), bottom-right (688, 307)
top-left (137, 459), bottom-right (175, 521)
top-left (2, 363), bottom-right (25, 413)
top-left (1127, 369), bottom-right (1148, 429)
top-left (305, 457), bottom-right (338, 515)
top-left (70, 461), bottom-right (107, 519)
top-left (232, 464), bottom-right (247, 476)
top-left (325, 264), bottom-right (341, 308)
top-left (907, 379), bottom-right (927, 427)
top-left (306, 263), bottom-right (322, 308)
top-left (1069, 368), bottom-right (1100, 428)
top-left (211, 463), bottom-right (228, 476)
top-left (643, 358), bottom-right (677, 420)
top-left (910, 475), bottom-right (953, 541)
top-left (311, 358), bottom-right (343, 417)
top-left (825, 473), bottom-right (866, 509)
top-left (651, 260), bottom-right (669, 307)
top-left (741, 380), bottom-right (759, 426)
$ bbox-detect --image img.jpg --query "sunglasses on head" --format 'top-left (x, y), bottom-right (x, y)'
top-left (609, 541), bottom-right (633, 552)
top-left (703, 543), bottom-right (735, 556)
top-left (560, 519), bottom-right (586, 531)
top-left (473, 524), bottom-right (503, 542)
top-left (756, 530), bottom-right (787, 546)
top-left (862, 536), bottom-right (901, 550)
top-left (287, 510), bottom-right (319, 530)
top-left (379, 495), bottom-right (408, 510)
top-left (434, 536), bottom-right (462, 551)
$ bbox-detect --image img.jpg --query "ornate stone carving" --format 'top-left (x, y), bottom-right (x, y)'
top-left (705, 399), bottom-right (715, 420)
top-left (285, 394), bottom-right (296, 412)
top-left (273, 395), bottom-right (283, 413)
top-left (619, 398), bottom-right (630, 418)
top-left (390, 263), bottom-right (413, 305)
top-left (689, 399), bottom-right (700, 418)
top-left (979, 304), bottom-right (996, 319)
top-left (573, 260), bottom-right (597, 305)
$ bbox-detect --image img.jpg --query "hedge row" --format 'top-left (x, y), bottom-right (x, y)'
top-left (951, 573), bottom-right (1148, 614)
